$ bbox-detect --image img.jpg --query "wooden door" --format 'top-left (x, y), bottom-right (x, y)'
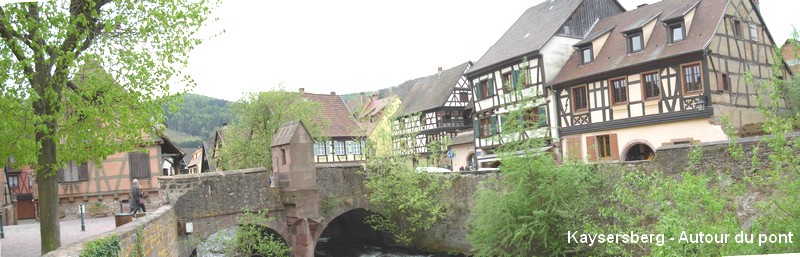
top-left (17, 196), bottom-right (36, 219)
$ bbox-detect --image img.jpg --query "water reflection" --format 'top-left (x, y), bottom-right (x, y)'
top-left (315, 237), bottom-right (464, 257)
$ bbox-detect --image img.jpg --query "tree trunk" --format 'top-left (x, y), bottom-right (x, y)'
top-left (37, 133), bottom-right (61, 254)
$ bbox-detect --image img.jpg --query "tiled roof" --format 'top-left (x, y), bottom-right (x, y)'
top-left (363, 96), bottom-right (395, 118)
top-left (399, 62), bottom-right (471, 115)
top-left (469, 0), bottom-right (584, 74)
top-left (551, 0), bottom-right (728, 86)
top-left (450, 131), bottom-right (475, 145)
top-left (303, 93), bottom-right (365, 138)
top-left (271, 120), bottom-right (302, 146)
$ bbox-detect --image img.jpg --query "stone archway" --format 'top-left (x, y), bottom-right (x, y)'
top-left (466, 152), bottom-right (476, 171)
top-left (314, 208), bottom-right (391, 257)
top-left (622, 141), bottom-right (656, 161)
top-left (195, 223), bottom-right (291, 256)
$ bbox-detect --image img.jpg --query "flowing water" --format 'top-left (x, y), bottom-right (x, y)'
top-left (314, 237), bottom-right (464, 257)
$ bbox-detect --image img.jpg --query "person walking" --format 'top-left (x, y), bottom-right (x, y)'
top-left (129, 179), bottom-right (146, 215)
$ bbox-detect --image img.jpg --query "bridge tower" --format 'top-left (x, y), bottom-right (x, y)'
top-left (271, 120), bottom-right (322, 257)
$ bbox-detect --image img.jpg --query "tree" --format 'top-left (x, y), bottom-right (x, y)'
top-left (216, 89), bottom-right (327, 171)
top-left (0, 0), bottom-right (216, 253)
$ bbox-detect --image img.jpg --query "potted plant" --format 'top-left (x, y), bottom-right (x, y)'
top-left (87, 201), bottom-right (110, 217)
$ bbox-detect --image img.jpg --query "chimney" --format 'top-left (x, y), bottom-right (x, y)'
top-left (330, 91), bottom-right (336, 95)
top-left (299, 87), bottom-right (305, 96)
top-left (637, 3), bottom-right (647, 8)
top-left (437, 66), bottom-right (443, 76)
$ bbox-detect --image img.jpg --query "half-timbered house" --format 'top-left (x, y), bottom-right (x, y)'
top-left (302, 89), bottom-right (367, 163)
top-left (4, 165), bottom-right (36, 220)
top-left (549, 0), bottom-right (788, 162)
top-left (467, 0), bottom-right (625, 167)
top-left (392, 62), bottom-right (473, 157)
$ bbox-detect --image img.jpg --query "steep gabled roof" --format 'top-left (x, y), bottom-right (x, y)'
top-left (399, 62), bottom-right (471, 115)
top-left (271, 120), bottom-right (304, 146)
top-left (469, 0), bottom-right (585, 74)
top-left (551, 0), bottom-right (728, 86)
top-left (303, 93), bottom-right (365, 138)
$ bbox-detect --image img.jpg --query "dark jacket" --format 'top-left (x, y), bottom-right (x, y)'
top-left (129, 184), bottom-right (141, 210)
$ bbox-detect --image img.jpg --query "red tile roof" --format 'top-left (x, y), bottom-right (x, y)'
top-left (303, 92), bottom-right (365, 138)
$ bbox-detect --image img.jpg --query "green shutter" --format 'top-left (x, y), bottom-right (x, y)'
top-left (538, 107), bottom-right (547, 127)
top-left (475, 81), bottom-right (482, 99)
top-left (490, 115), bottom-right (497, 135)
top-left (473, 119), bottom-right (479, 138)
top-left (512, 70), bottom-right (519, 89)
top-left (488, 79), bottom-right (494, 96)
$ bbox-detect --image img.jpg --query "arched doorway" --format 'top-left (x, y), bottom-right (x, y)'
top-left (466, 153), bottom-right (476, 171)
top-left (624, 143), bottom-right (655, 161)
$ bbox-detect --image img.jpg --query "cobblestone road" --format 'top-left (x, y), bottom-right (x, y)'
top-left (0, 216), bottom-right (116, 257)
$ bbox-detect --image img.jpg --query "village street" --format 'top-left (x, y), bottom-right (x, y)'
top-left (0, 216), bottom-right (115, 257)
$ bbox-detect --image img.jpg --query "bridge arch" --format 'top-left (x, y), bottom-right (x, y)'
top-left (194, 221), bottom-right (291, 256)
top-left (314, 208), bottom-right (392, 256)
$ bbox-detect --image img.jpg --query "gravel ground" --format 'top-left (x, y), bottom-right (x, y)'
top-left (0, 216), bottom-right (116, 257)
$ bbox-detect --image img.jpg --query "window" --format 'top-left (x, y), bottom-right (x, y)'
top-left (669, 23), bottom-right (685, 43)
top-left (475, 79), bottom-right (494, 99)
top-left (571, 86), bottom-right (588, 112)
top-left (732, 19), bottom-right (742, 38)
top-left (280, 149), bottom-right (287, 165)
top-left (502, 72), bottom-right (512, 89)
top-left (8, 175), bottom-right (18, 188)
top-left (479, 117), bottom-right (491, 138)
top-left (60, 161), bottom-right (89, 182)
top-left (334, 141), bottom-right (345, 155)
top-left (352, 141), bottom-right (362, 155)
top-left (749, 23), bottom-right (758, 41)
top-left (628, 32), bottom-right (643, 53)
top-left (128, 151), bottom-right (151, 178)
top-left (682, 63), bottom-right (702, 93)
top-left (314, 142), bottom-right (327, 156)
top-left (459, 92), bottom-right (469, 102)
top-left (719, 73), bottom-right (730, 92)
top-left (596, 135), bottom-right (612, 158)
top-left (580, 46), bottom-right (593, 64)
top-left (610, 78), bottom-right (628, 105)
top-left (642, 72), bottom-right (660, 99)
top-left (523, 107), bottom-right (546, 128)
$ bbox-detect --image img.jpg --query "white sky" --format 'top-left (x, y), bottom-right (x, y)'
top-left (186, 0), bottom-right (799, 101)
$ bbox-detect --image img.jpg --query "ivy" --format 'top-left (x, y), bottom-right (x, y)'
top-left (81, 235), bottom-right (121, 257)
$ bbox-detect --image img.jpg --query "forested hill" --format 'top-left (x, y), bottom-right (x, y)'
top-left (163, 94), bottom-right (230, 147)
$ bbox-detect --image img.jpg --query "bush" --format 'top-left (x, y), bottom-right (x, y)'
top-left (81, 235), bottom-right (121, 257)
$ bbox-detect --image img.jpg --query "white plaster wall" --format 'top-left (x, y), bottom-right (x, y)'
top-left (541, 35), bottom-right (581, 82)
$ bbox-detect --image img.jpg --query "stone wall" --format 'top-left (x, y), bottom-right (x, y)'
top-left (159, 167), bottom-right (283, 220)
top-left (43, 205), bottom-right (179, 257)
top-left (419, 171), bottom-right (499, 254)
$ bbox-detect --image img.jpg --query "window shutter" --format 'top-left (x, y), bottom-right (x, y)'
top-left (488, 79), bottom-right (494, 96)
top-left (610, 133), bottom-right (620, 160)
top-left (128, 152), bottom-right (137, 178)
top-left (489, 115), bottom-right (497, 135)
top-left (473, 119), bottom-right (479, 138)
top-left (538, 107), bottom-right (547, 127)
top-left (78, 163), bottom-right (89, 181)
top-left (586, 136), bottom-right (597, 161)
top-left (475, 82), bottom-right (482, 99)
top-left (512, 70), bottom-right (519, 89)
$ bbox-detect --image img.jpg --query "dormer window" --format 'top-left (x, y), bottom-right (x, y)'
top-left (627, 31), bottom-right (643, 53)
top-left (668, 22), bottom-right (685, 43)
top-left (580, 46), bottom-right (593, 64)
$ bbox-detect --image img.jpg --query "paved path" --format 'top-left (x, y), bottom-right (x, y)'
top-left (0, 216), bottom-right (116, 257)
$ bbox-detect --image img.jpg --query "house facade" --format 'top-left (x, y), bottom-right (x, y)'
top-left (549, 0), bottom-right (787, 162)
top-left (466, 0), bottom-right (625, 167)
top-left (48, 135), bottom-right (184, 217)
top-left (302, 89), bottom-right (367, 163)
top-left (392, 62), bottom-right (473, 158)
top-left (359, 94), bottom-right (402, 157)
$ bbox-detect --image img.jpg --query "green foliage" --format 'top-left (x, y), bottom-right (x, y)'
top-left (81, 235), bottom-right (121, 257)
top-left (0, 0), bottom-right (218, 252)
top-left (215, 88), bottom-right (327, 170)
top-left (230, 209), bottom-right (291, 257)
top-left (163, 93), bottom-right (231, 143)
top-left (363, 155), bottom-right (452, 247)
top-left (129, 227), bottom-right (144, 257)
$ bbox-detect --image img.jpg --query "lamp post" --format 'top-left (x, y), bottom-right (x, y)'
top-left (0, 209), bottom-right (4, 238)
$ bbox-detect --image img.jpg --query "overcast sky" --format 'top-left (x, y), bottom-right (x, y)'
top-left (186, 0), bottom-right (799, 101)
